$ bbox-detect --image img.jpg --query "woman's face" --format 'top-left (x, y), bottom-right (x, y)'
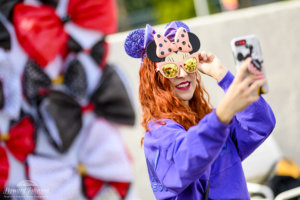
top-left (165, 52), bottom-right (197, 105)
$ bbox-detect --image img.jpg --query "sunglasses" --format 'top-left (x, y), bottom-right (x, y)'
top-left (156, 53), bottom-right (199, 78)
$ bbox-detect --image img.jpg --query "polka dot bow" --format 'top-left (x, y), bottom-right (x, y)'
top-left (154, 27), bottom-right (192, 58)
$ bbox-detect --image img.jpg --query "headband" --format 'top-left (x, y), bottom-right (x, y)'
top-left (124, 21), bottom-right (200, 63)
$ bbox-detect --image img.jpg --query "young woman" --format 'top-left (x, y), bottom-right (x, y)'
top-left (125, 21), bottom-right (275, 199)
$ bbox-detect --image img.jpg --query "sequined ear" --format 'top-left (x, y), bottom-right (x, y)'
top-left (23, 59), bottom-right (51, 105)
top-left (188, 32), bottom-right (201, 54)
top-left (124, 28), bottom-right (145, 59)
top-left (38, 0), bottom-right (59, 8)
top-left (0, 21), bottom-right (11, 50)
top-left (146, 41), bottom-right (164, 63)
top-left (68, 37), bottom-right (107, 66)
top-left (67, 37), bottom-right (83, 53)
top-left (40, 90), bottom-right (82, 153)
top-left (0, 0), bottom-right (21, 21)
top-left (64, 59), bottom-right (87, 99)
top-left (90, 39), bottom-right (107, 65)
top-left (91, 65), bottom-right (135, 126)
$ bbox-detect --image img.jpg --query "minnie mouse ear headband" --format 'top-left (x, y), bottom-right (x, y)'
top-left (124, 21), bottom-right (201, 63)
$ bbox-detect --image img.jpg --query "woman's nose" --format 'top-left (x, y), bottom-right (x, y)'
top-left (178, 65), bottom-right (188, 77)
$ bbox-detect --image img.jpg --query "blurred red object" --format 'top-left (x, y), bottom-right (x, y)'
top-left (0, 116), bottom-right (35, 192)
top-left (13, 4), bottom-right (68, 67)
top-left (13, 0), bottom-right (117, 67)
top-left (68, 0), bottom-right (118, 34)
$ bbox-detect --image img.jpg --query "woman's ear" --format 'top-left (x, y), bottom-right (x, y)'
top-left (188, 32), bottom-right (201, 54)
top-left (146, 41), bottom-right (164, 62)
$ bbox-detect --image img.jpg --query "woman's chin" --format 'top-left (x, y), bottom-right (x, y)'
top-left (178, 94), bottom-right (193, 103)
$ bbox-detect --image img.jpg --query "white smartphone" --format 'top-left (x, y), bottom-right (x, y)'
top-left (231, 35), bottom-right (268, 94)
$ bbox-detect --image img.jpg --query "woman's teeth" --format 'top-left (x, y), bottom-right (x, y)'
top-left (177, 82), bottom-right (190, 88)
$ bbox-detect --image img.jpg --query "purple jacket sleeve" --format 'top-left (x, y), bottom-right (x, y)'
top-left (218, 71), bottom-right (276, 161)
top-left (144, 110), bottom-right (230, 195)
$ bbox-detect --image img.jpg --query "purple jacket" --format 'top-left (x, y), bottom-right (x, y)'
top-left (143, 71), bottom-right (276, 199)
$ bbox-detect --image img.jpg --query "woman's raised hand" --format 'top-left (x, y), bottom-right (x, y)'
top-left (216, 58), bottom-right (266, 124)
top-left (198, 51), bottom-right (228, 82)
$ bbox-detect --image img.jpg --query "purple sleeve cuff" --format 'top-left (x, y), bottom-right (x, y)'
top-left (207, 109), bottom-right (231, 130)
top-left (218, 71), bottom-right (234, 92)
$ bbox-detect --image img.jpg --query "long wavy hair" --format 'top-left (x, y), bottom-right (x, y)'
top-left (139, 56), bottom-right (212, 134)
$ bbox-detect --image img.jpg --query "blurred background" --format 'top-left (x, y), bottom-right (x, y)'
top-left (110, 0), bottom-right (300, 199)
top-left (116, 0), bottom-right (290, 32)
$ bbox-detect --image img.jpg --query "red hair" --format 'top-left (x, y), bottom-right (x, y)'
top-left (139, 56), bottom-right (212, 134)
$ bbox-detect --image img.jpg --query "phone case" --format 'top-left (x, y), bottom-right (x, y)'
top-left (231, 35), bottom-right (268, 94)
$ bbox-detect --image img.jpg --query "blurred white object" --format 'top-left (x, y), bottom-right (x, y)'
top-left (247, 182), bottom-right (274, 200)
top-left (193, 0), bottom-right (209, 16)
top-left (243, 135), bottom-right (282, 181)
top-left (274, 187), bottom-right (300, 200)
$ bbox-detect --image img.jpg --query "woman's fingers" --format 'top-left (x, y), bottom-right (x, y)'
top-left (198, 51), bottom-right (204, 61)
top-left (200, 51), bottom-right (207, 60)
top-left (207, 52), bottom-right (215, 62)
top-left (235, 58), bottom-right (266, 97)
top-left (249, 78), bottom-right (266, 95)
top-left (199, 51), bottom-right (213, 62)
top-left (217, 58), bottom-right (265, 120)
top-left (249, 94), bottom-right (260, 103)
top-left (234, 58), bottom-right (252, 83)
top-left (199, 51), bottom-right (215, 64)
top-left (240, 73), bottom-right (256, 87)
top-left (239, 74), bottom-right (265, 101)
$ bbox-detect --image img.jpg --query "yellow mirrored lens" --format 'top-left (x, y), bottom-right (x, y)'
top-left (184, 57), bottom-right (197, 72)
top-left (162, 64), bottom-right (178, 78)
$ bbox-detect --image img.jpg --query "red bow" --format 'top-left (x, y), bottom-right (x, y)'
top-left (0, 117), bottom-right (35, 191)
top-left (67, 0), bottom-right (117, 33)
top-left (0, 148), bottom-right (9, 192)
top-left (83, 175), bottom-right (130, 199)
top-left (13, 4), bottom-right (68, 67)
top-left (13, 0), bottom-right (117, 67)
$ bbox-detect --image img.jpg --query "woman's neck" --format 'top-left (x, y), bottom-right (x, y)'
top-left (182, 100), bottom-right (189, 106)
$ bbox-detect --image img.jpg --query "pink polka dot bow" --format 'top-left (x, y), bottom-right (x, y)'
top-left (154, 27), bottom-right (192, 58)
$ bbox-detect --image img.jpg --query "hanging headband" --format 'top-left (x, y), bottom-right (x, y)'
top-left (124, 21), bottom-right (201, 63)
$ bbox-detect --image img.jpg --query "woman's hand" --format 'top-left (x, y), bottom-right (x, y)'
top-left (216, 58), bottom-right (266, 124)
top-left (198, 51), bottom-right (228, 82)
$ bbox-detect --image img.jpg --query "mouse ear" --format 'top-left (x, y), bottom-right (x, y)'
top-left (146, 41), bottom-right (164, 62)
top-left (188, 32), bottom-right (201, 54)
top-left (124, 28), bottom-right (145, 59)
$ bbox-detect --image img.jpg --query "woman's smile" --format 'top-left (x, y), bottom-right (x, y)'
top-left (175, 81), bottom-right (191, 90)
